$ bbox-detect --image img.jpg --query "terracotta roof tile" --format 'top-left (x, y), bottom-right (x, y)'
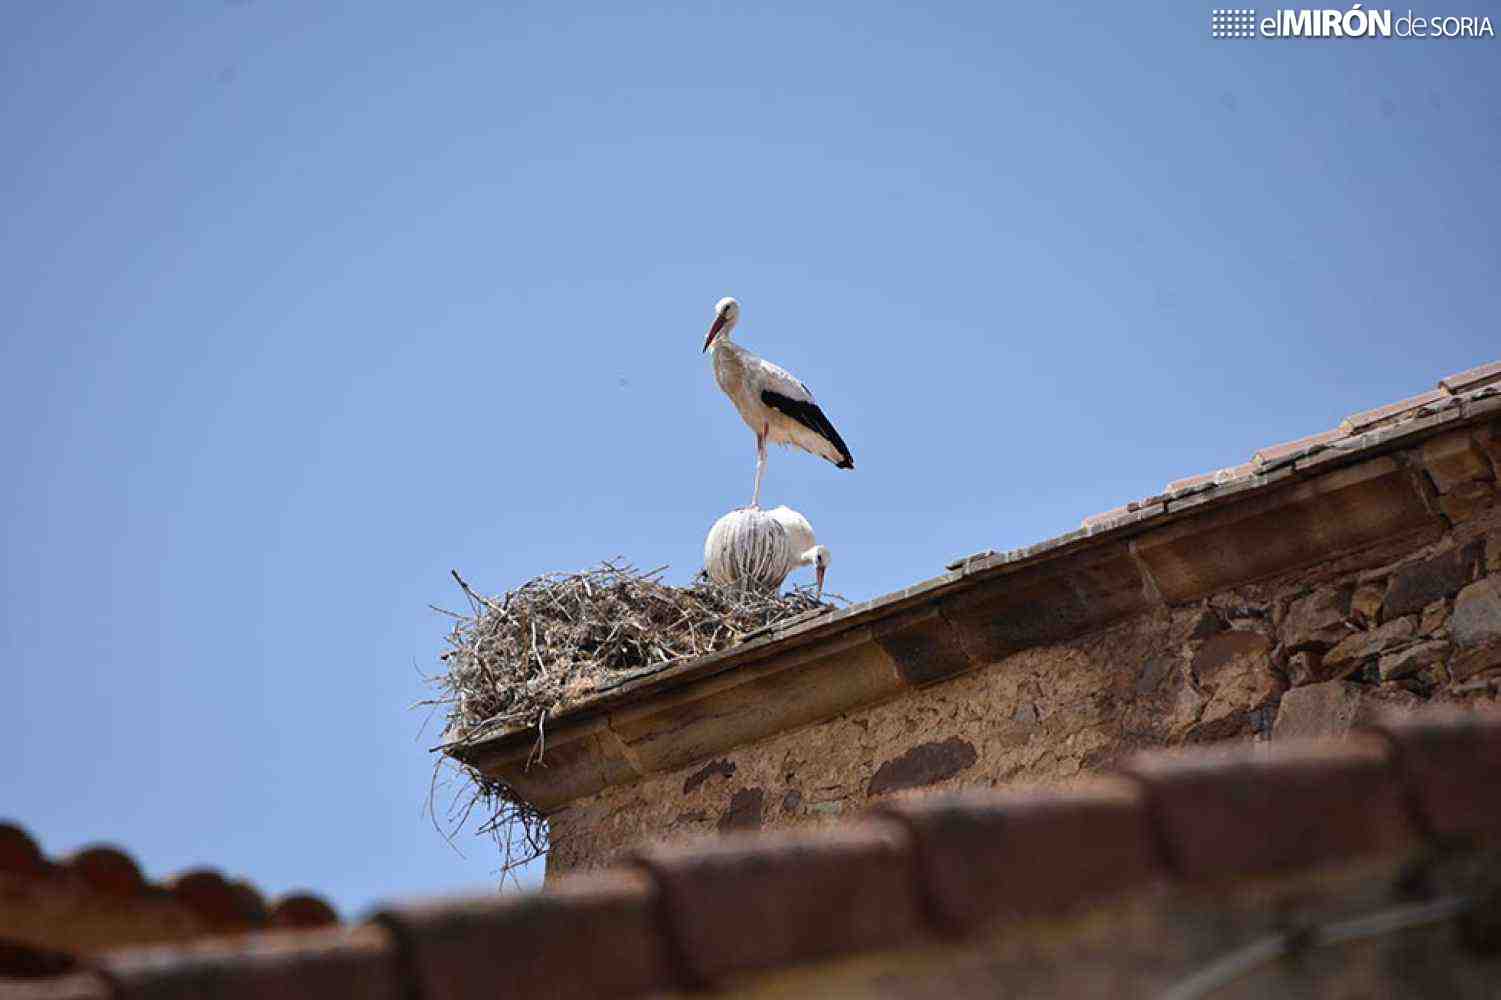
top-left (375, 869), bottom-right (673, 1000)
top-left (1071, 361), bottom-right (1496, 537)
top-left (1119, 737), bottom-right (1412, 880)
top-left (1339, 388), bottom-right (1449, 435)
top-left (1164, 462), bottom-right (1256, 496)
top-left (65, 848), bottom-right (146, 899)
top-left (0, 820), bottom-right (341, 946)
top-left (0, 823), bottom-right (50, 878)
top-left (14, 717), bottom-right (1501, 996)
top-left (1080, 501), bottom-right (1166, 534)
top-left (1251, 427), bottom-right (1346, 470)
top-left (99, 925), bottom-right (400, 1000)
top-left (1370, 708), bottom-right (1501, 839)
top-left (166, 871), bottom-right (268, 934)
top-left (269, 894), bottom-right (339, 930)
top-left (1440, 360), bottom-right (1501, 395)
top-left (1079, 504), bottom-right (1131, 531)
top-left (632, 820), bottom-right (922, 988)
top-left (874, 779), bottom-right (1159, 935)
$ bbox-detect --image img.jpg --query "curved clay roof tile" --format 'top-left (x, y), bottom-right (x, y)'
top-left (65, 845), bottom-right (147, 897)
top-left (168, 869), bottom-right (262, 931)
top-left (269, 892), bottom-right (340, 929)
top-left (0, 821), bottom-right (49, 878)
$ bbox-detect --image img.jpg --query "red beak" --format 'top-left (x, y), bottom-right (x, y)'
top-left (703, 313), bottom-right (727, 352)
top-left (815, 563), bottom-right (826, 600)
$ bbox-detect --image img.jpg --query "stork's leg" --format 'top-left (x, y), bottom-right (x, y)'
top-left (751, 430), bottom-right (767, 509)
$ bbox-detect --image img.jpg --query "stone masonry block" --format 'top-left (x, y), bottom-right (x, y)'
top-left (1420, 429), bottom-right (1493, 493)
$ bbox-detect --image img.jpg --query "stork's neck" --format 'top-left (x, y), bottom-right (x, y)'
top-left (710, 333), bottom-right (750, 372)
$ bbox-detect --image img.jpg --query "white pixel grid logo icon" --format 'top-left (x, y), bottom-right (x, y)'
top-left (1212, 8), bottom-right (1257, 37)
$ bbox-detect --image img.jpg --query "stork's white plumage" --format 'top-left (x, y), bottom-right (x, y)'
top-left (703, 505), bottom-right (831, 597)
top-left (703, 297), bottom-right (854, 509)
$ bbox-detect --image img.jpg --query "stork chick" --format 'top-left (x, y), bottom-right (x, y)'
top-left (703, 296), bottom-right (854, 509)
top-left (704, 504), bottom-right (831, 598)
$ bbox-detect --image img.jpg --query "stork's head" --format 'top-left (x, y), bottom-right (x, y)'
top-left (703, 296), bottom-right (740, 352)
top-left (806, 544), bottom-right (830, 600)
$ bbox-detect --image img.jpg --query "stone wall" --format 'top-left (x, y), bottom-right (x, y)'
top-left (546, 455), bottom-right (1501, 877)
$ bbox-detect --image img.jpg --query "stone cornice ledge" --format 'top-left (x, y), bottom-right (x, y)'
top-left (446, 387), bottom-right (1501, 812)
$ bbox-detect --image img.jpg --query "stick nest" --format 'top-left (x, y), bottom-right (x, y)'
top-left (427, 559), bottom-right (833, 879)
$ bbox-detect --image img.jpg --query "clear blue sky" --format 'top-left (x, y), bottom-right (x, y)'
top-left (3, 3), bottom-right (1497, 916)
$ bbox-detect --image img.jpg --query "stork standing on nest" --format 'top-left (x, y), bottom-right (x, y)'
top-left (704, 505), bottom-right (831, 598)
top-left (703, 297), bottom-right (854, 509)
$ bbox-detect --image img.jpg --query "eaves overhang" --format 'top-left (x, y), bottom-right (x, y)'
top-left (444, 365), bottom-right (1501, 812)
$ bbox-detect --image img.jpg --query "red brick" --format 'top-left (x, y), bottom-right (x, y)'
top-left (66, 847), bottom-right (146, 898)
top-left (100, 925), bottom-right (401, 1000)
top-left (375, 870), bottom-right (673, 1000)
top-left (1369, 709), bottom-right (1501, 839)
top-left (269, 893), bottom-right (339, 930)
top-left (1119, 737), bottom-right (1412, 879)
top-left (1439, 361), bottom-right (1501, 395)
top-left (1339, 389), bottom-right (1448, 435)
top-left (632, 820), bottom-right (922, 987)
top-left (1252, 428), bottom-right (1345, 469)
top-left (0, 972), bottom-right (113, 999)
top-left (874, 779), bottom-right (1158, 935)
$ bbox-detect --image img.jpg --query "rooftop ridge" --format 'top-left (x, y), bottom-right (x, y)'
top-left (0, 820), bottom-right (339, 953)
top-left (21, 710), bottom-right (1500, 998)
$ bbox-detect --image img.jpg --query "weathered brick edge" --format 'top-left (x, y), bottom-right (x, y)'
top-left (14, 711), bottom-right (1497, 999)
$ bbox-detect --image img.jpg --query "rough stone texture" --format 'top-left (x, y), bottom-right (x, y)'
top-left (716, 788), bottom-right (765, 833)
top-left (1285, 650), bottom-right (1324, 687)
top-left (1187, 631), bottom-right (1281, 741)
top-left (866, 738), bottom-right (978, 796)
top-left (1451, 576), bottom-right (1501, 648)
top-left (1350, 583), bottom-right (1384, 626)
top-left (1420, 429), bottom-right (1493, 493)
top-left (1280, 587), bottom-right (1352, 650)
top-left (683, 759), bottom-right (736, 795)
top-left (1187, 609), bottom-right (1224, 639)
top-left (1323, 617), bottom-right (1416, 676)
top-left (1377, 641), bottom-right (1450, 682)
top-left (1451, 643), bottom-right (1501, 683)
top-left (1271, 682), bottom-right (1421, 741)
top-left (1382, 543), bottom-right (1483, 619)
top-left (1440, 480), bottom-right (1495, 522)
top-left (1419, 599), bottom-right (1449, 637)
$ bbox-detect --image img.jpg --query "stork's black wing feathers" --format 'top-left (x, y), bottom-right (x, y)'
top-left (760, 390), bottom-right (855, 469)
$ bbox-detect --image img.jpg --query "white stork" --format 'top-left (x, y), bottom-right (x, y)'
top-left (703, 297), bottom-right (854, 509)
top-left (704, 504), bottom-right (831, 598)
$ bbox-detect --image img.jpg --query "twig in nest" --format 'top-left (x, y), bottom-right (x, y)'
top-left (425, 561), bottom-right (837, 876)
